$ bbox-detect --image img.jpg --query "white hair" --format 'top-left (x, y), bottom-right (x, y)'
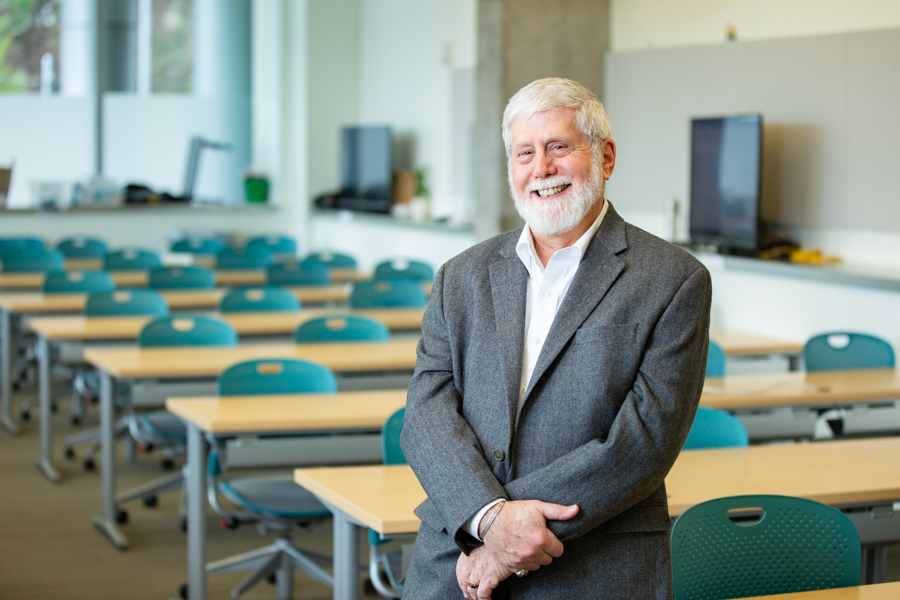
top-left (501, 78), bottom-right (611, 158)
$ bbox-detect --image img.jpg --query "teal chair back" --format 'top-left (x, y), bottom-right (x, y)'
top-left (267, 261), bottom-right (330, 286)
top-left (303, 251), bottom-right (356, 269)
top-left (350, 279), bottom-right (427, 309)
top-left (43, 271), bottom-right (115, 294)
top-left (246, 235), bottom-right (296, 256)
top-left (218, 359), bottom-right (336, 396)
top-left (706, 340), bottom-right (726, 378)
top-left (148, 266), bottom-right (215, 290)
top-left (382, 407), bottom-right (407, 466)
top-left (804, 332), bottom-right (895, 372)
top-left (0, 237), bottom-right (44, 257)
top-left (671, 494), bottom-right (860, 600)
top-left (56, 237), bottom-right (108, 258)
top-left (682, 407), bottom-right (748, 450)
top-left (103, 248), bottom-right (162, 271)
top-left (215, 246), bottom-right (273, 270)
top-left (138, 316), bottom-right (237, 347)
top-left (294, 315), bottom-right (389, 343)
top-left (1, 248), bottom-right (64, 272)
top-left (84, 289), bottom-right (168, 317)
top-left (219, 287), bottom-right (300, 313)
top-left (170, 237), bottom-right (224, 254)
top-left (374, 259), bottom-right (434, 281)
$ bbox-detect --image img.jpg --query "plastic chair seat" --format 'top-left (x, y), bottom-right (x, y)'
top-left (138, 411), bottom-right (187, 441)
top-left (220, 474), bottom-right (331, 519)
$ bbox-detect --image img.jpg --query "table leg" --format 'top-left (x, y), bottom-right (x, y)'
top-left (333, 509), bottom-right (361, 600)
top-left (186, 423), bottom-right (208, 600)
top-left (0, 308), bottom-right (19, 435)
top-left (91, 369), bottom-right (129, 549)
top-left (862, 546), bottom-right (888, 584)
top-left (34, 335), bottom-right (61, 482)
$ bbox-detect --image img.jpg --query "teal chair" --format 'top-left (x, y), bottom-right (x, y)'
top-left (170, 237), bottom-right (224, 255)
top-left (303, 251), bottom-right (357, 269)
top-left (83, 289), bottom-right (168, 317)
top-left (218, 287), bottom-right (300, 313)
top-left (682, 407), bottom-right (748, 450)
top-left (804, 332), bottom-right (894, 372)
top-left (103, 248), bottom-right (161, 271)
top-left (294, 315), bottom-right (389, 343)
top-left (368, 407), bottom-right (408, 598)
top-left (203, 359), bottom-right (336, 598)
top-left (706, 340), bottom-right (726, 378)
top-left (267, 261), bottom-right (330, 286)
top-left (215, 246), bottom-right (274, 270)
top-left (138, 316), bottom-right (237, 347)
top-left (1, 248), bottom-right (64, 272)
top-left (42, 271), bottom-right (114, 294)
top-left (350, 279), bottom-right (427, 309)
top-left (246, 234), bottom-right (296, 256)
top-left (0, 237), bottom-right (44, 257)
top-left (148, 266), bottom-right (215, 290)
top-left (56, 237), bottom-right (108, 258)
top-left (374, 259), bottom-right (434, 281)
top-left (670, 494), bottom-right (860, 600)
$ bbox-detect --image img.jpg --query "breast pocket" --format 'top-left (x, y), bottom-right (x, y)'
top-left (572, 323), bottom-right (638, 345)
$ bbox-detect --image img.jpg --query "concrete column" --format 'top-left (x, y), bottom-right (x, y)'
top-left (475, 0), bottom-right (610, 235)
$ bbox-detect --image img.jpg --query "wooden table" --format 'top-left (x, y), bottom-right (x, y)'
top-left (731, 582), bottom-right (900, 599)
top-left (83, 338), bottom-right (419, 550)
top-left (168, 390), bottom-right (408, 600)
top-left (25, 308), bottom-right (424, 482)
top-left (0, 285), bottom-right (354, 436)
top-left (709, 330), bottom-right (804, 358)
top-left (295, 437), bottom-right (900, 600)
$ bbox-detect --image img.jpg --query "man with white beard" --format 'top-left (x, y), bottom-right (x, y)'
top-left (400, 78), bottom-right (712, 599)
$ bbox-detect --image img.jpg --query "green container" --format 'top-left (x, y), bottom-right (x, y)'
top-left (244, 177), bottom-right (269, 203)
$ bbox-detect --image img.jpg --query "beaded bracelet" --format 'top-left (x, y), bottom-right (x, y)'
top-left (479, 500), bottom-right (506, 539)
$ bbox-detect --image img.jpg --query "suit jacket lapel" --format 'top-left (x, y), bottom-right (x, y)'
top-left (489, 236), bottom-right (529, 428)
top-left (522, 205), bottom-right (629, 407)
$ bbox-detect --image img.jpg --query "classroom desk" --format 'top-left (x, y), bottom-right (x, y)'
top-left (167, 389), bottom-right (408, 600)
top-left (295, 437), bottom-right (900, 600)
top-left (26, 308), bottom-right (424, 481)
top-left (0, 285), bottom-right (353, 435)
top-left (709, 330), bottom-right (804, 358)
top-left (83, 337), bottom-right (419, 550)
top-left (731, 581), bottom-right (900, 599)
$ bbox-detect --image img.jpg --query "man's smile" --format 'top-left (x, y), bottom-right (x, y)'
top-left (534, 183), bottom-right (570, 198)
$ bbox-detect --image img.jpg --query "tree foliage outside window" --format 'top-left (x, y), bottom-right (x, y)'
top-left (0, 0), bottom-right (60, 92)
top-left (152, 0), bottom-right (191, 92)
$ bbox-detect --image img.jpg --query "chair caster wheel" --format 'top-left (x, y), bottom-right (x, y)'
top-left (364, 577), bottom-right (377, 595)
top-left (65, 448), bottom-right (74, 459)
top-left (267, 572), bottom-right (276, 584)
top-left (180, 519), bottom-right (187, 533)
top-left (12, 383), bottom-right (20, 391)
top-left (219, 517), bottom-right (239, 530)
top-left (179, 583), bottom-right (188, 599)
top-left (51, 404), bottom-right (58, 413)
top-left (71, 416), bottom-right (81, 426)
top-left (161, 458), bottom-right (174, 470)
top-left (20, 410), bottom-right (29, 421)
top-left (143, 495), bottom-right (158, 508)
top-left (84, 459), bottom-right (95, 471)
top-left (116, 509), bottom-right (128, 524)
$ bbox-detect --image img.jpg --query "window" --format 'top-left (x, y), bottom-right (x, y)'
top-left (151, 0), bottom-right (191, 92)
top-left (0, 0), bottom-right (60, 92)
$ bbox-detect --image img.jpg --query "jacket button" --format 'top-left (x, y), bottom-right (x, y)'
top-left (493, 449), bottom-right (505, 461)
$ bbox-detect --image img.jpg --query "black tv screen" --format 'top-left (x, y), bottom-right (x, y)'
top-left (689, 115), bottom-right (762, 252)
top-left (337, 125), bottom-right (392, 213)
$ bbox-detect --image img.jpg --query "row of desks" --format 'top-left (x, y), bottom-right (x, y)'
top-left (165, 383), bottom-right (900, 600)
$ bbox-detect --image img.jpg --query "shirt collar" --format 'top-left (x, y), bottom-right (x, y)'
top-left (515, 198), bottom-right (609, 275)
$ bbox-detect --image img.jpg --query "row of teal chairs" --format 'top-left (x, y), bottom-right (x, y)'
top-left (1, 235), bottom-right (296, 259)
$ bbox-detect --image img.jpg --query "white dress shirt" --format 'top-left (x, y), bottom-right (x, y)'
top-left (464, 200), bottom-right (609, 540)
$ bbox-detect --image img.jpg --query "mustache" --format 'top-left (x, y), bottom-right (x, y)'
top-left (524, 176), bottom-right (573, 194)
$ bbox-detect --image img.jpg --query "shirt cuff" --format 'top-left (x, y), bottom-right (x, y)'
top-left (463, 498), bottom-right (505, 541)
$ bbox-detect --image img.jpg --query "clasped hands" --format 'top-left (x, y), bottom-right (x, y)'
top-left (456, 500), bottom-right (579, 600)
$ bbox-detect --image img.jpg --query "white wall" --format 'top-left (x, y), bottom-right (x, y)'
top-left (611, 0), bottom-right (900, 51)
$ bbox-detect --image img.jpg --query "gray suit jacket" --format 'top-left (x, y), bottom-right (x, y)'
top-left (400, 204), bottom-right (712, 599)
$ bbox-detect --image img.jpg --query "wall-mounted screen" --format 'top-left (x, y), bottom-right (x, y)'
top-left (337, 125), bottom-right (393, 213)
top-left (689, 115), bottom-right (762, 252)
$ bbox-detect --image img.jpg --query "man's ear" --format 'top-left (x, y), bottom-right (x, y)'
top-left (601, 138), bottom-right (616, 180)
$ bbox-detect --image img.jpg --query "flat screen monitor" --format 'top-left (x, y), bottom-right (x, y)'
top-left (337, 125), bottom-right (392, 213)
top-left (689, 115), bottom-right (762, 252)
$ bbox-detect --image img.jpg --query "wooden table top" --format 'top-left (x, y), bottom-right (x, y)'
top-left (294, 437), bottom-right (900, 535)
top-left (700, 368), bottom-right (900, 410)
top-left (709, 330), bottom-right (804, 356)
top-left (167, 389), bottom-right (407, 433)
top-left (28, 308), bottom-right (424, 340)
top-left (730, 582), bottom-right (900, 600)
top-left (83, 337), bottom-right (419, 378)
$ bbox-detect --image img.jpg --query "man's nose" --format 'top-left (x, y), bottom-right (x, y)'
top-left (534, 151), bottom-right (557, 177)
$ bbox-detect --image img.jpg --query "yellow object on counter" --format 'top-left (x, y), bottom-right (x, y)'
top-left (789, 248), bottom-right (842, 264)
